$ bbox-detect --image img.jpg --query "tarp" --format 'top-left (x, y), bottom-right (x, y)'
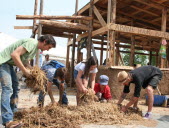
top-left (0, 32), bottom-right (18, 52)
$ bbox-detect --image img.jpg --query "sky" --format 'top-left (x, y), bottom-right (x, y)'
top-left (0, 0), bottom-right (106, 63)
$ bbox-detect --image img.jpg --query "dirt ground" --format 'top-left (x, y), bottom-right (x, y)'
top-left (0, 87), bottom-right (169, 128)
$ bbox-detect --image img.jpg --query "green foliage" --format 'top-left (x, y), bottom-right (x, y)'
top-left (121, 48), bottom-right (150, 66)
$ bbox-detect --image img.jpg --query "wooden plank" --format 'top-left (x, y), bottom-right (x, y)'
top-left (131, 5), bottom-right (159, 17)
top-left (14, 26), bottom-right (33, 29)
top-left (87, 0), bottom-right (94, 59)
top-left (77, 26), bottom-right (108, 42)
top-left (108, 23), bottom-right (169, 39)
top-left (32, 0), bottom-right (38, 35)
top-left (40, 20), bottom-right (89, 31)
top-left (77, 0), bottom-right (100, 15)
top-left (93, 6), bottom-right (106, 26)
top-left (16, 15), bottom-right (93, 21)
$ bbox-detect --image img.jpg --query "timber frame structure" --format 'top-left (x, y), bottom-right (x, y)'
top-left (15, 0), bottom-right (169, 86)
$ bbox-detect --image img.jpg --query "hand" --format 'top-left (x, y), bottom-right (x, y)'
top-left (82, 86), bottom-right (88, 93)
top-left (121, 106), bottom-right (127, 113)
top-left (23, 69), bottom-right (31, 78)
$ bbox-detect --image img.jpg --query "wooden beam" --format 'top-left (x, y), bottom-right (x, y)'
top-left (130, 5), bottom-right (159, 17)
top-left (108, 23), bottom-right (169, 39)
top-left (14, 26), bottom-right (33, 29)
top-left (77, 0), bottom-right (100, 15)
top-left (40, 20), bottom-right (89, 31)
top-left (16, 15), bottom-right (93, 21)
top-left (77, 26), bottom-right (108, 42)
top-left (93, 6), bottom-right (106, 27)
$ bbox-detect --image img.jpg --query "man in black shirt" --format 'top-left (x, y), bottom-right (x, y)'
top-left (117, 65), bottom-right (162, 119)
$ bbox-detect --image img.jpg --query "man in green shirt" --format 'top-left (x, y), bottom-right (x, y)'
top-left (0, 34), bottom-right (56, 128)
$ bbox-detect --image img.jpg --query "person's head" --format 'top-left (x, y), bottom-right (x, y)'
top-left (45, 54), bottom-right (49, 61)
top-left (54, 67), bottom-right (67, 82)
top-left (84, 56), bottom-right (98, 78)
top-left (38, 34), bottom-right (56, 51)
top-left (99, 75), bottom-right (109, 88)
top-left (117, 71), bottom-right (132, 86)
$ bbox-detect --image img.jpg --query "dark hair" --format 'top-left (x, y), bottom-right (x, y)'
top-left (83, 56), bottom-right (98, 78)
top-left (38, 34), bottom-right (56, 47)
top-left (45, 54), bottom-right (49, 58)
top-left (54, 67), bottom-right (67, 81)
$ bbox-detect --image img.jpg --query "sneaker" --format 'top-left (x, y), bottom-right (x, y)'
top-left (143, 112), bottom-right (152, 119)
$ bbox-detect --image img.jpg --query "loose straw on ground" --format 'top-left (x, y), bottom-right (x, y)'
top-left (14, 89), bottom-right (145, 128)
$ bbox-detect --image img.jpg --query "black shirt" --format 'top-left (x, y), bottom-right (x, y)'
top-left (123, 65), bottom-right (162, 97)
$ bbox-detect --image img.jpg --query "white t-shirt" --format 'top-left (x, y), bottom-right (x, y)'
top-left (75, 62), bottom-right (98, 73)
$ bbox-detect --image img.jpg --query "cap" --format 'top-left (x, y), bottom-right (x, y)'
top-left (99, 75), bottom-right (109, 85)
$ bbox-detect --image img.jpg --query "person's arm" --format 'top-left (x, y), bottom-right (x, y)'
top-left (90, 73), bottom-right (96, 90)
top-left (47, 81), bottom-right (55, 104)
top-left (121, 97), bottom-right (139, 112)
top-left (117, 92), bottom-right (128, 105)
top-left (76, 70), bottom-right (87, 93)
top-left (58, 82), bottom-right (64, 104)
top-left (24, 60), bottom-right (32, 69)
top-left (11, 46), bottom-right (30, 76)
top-left (121, 82), bottom-right (141, 112)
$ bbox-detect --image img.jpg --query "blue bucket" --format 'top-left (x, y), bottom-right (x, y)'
top-left (145, 95), bottom-right (168, 106)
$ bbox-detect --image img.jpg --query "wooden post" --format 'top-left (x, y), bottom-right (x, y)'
top-left (107, 0), bottom-right (116, 66)
top-left (77, 41), bottom-right (81, 63)
top-left (66, 39), bottom-right (71, 68)
top-left (149, 51), bottom-right (152, 65)
top-left (32, 0), bottom-right (38, 37)
top-left (156, 52), bottom-right (159, 67)
top-left (129, 20), bottom-right (135, 66)
top-left (100, 36), bottom-right (104, 65)
top-left (87, 0), bottom-right (94, 59)
top-left (35, 0), bottom-right (44, 66)
top-left (160, 7), bottom-right (167, 68)
top-left (70, 0), bottom-right (78, 87)
top-left (115, 41), bottom-right (120, 66)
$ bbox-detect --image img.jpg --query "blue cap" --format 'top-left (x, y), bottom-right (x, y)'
top-left (99, 75), bottom-right (109, 85)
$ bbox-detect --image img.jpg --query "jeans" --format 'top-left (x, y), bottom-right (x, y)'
top-left (38, 79), bottom-right (68, 105)
top-left (0, 63), bottom-right (20, 124)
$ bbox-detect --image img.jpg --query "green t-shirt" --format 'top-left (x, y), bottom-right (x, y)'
top-left (0, 38), bottom-right (38, 65)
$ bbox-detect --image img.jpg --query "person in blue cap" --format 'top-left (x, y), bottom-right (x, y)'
top-left (94, 75), bottom-right (112, 102)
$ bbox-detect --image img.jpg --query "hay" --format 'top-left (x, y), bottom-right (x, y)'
top-left (14, 90), bottom-right (143, 128)
top-left (79, 89), bottom-right (99, 105)
top-left (14, 103), bottom-right (143, 128)
top-left (25, 66), bottom-right (47, 93)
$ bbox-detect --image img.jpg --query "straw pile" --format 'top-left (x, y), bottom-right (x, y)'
top-left (25, 66), bottom-right (47, 93)
top-left (14, 103), bottom-right (143, 128)
top-left (14, 89), bottom-right (143, 128)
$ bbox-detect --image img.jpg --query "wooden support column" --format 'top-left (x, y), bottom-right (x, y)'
top-left (35, 0), bottom-right (43, 66)
top-left (77, 41), bottom-right (81, 63)
top-left (149, 51), bottom-right (152, 65)
top-left (32, 0), bottom-right (38, 38)
top-left (129, 20), bottom-right (135, 66)
top-left (129, 35), bottom-right (135, 66)
top-left (100, 36), bottom-right (104, 65)
top-left (160, 7), bottom-right (167, 68)
top-left (66, 39), bottom-right (71, 68)
top-left (87, 0), bottom-right (94, 59)
top-left (106, 0), bottom-right (116, 66)
top-left (70, 0), bottom-right (78, 87)
top-left (156, 52), bottom-right (159, 67)
top-left (115, 41), bottom-right (120, 66)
